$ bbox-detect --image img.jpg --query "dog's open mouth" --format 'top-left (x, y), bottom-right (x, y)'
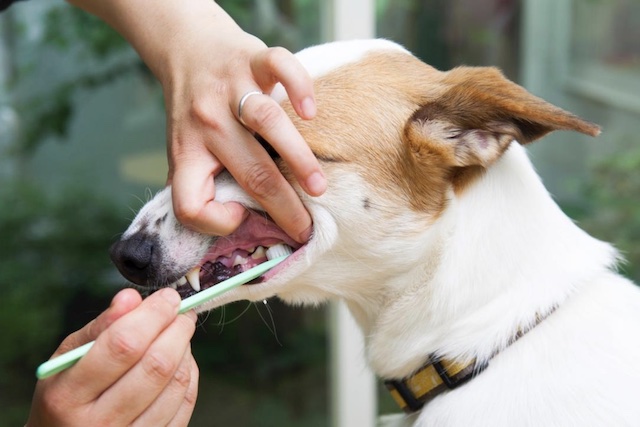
top-left (168, 210), bottom-right (303, 299)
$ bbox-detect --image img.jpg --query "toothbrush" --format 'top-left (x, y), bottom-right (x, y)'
top-left (36, 255), bottom-right (289, 379)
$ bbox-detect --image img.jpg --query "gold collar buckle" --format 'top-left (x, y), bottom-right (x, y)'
top-left (385, 357), bottom-right (486, 413)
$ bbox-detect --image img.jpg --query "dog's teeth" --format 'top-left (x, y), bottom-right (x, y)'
top-left (251, 246), bottom-right (266, 259)
top-left (247, 247), bottom-right (256, 254)
top-left (186, 266), bottom-right (201, 292)
top-left (266, 244), bottom-right (293, 260)
top-left (232, 255), bottom-right (248, 267)
top-left (178, 276), bottom-right (187, 286)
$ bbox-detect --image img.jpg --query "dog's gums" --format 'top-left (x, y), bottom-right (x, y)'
top-left (172, 243), bottom-right (295, 298)
top-left (162, 210), bottom-right (301, 299)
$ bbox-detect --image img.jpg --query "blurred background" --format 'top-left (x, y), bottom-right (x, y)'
top-left (0, 0), bottom-right (638, 425)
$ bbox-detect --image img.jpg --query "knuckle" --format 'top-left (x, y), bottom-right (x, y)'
top-left (106, 329), bottom-right (145, 363)
top-left (172, 362), bottom-right (192, 389)
top-left (142, 350), bottom-right (177, 381)
top-left (177, 313), bottom-right (197, 334)
top-left (184, 360), bottom-right (199, 406)
top-left (173, 200), bottom-right (202, 225)
top-left (250, 101), bottom-right (284, 133)
top-left (55, 333), bottom-right (80, 356)
top-left (189, 88), bottom-right (226, 130)
top-left (265, 46), bottom-right (291, 69)
top-left (40, 389), bottom-right (68, 419)
top-left (242, 163), bottom-right (281, 201)
top-left (184, 383), bottom-right (199, 408)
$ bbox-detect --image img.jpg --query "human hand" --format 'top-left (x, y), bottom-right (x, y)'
top-left (26, 288), bottom-right (198, 427)
top-left (69, 0), bottom-right (327, 243)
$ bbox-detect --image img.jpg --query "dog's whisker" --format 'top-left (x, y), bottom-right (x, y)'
top-left (254, 300), bottom-right (281, 347)
top-left (215, 305), bottom-right (226, 334)
top-left (144, 187), bottom-right (154, 203)
top-left (197, 310), bottom-right (210, 329)
top-left (215, 302), bottom-right (252, 333)
top-left (110, 231), bottom-right (124, 240)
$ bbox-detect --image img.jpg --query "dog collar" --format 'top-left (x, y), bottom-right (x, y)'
top-left (385, 356), bottom-right (485, 413)
top-left (384, 309), bottom-right (555, 413)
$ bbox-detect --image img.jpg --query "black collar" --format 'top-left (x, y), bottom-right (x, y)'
top-left (384, 308), bottom-right (556, 413)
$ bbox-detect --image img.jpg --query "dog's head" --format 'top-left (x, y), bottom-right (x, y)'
top-left (110, 40), bottom-right (600, 313)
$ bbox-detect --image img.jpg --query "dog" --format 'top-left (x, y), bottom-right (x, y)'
top-left (110, 39), bottom-right (640, 426)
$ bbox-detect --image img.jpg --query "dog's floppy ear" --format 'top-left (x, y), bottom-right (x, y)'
top-left (405, 66), bottom-right (601, 168)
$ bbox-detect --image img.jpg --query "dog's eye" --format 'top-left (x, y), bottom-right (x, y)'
top-left (255, 133), bottom-right (281, 160)
top-left (255, 133), bottom-right (339, 163)
top-left (446, 128), bottom-right (466, 140)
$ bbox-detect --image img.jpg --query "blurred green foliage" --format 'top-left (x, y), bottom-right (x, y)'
top-left (42, 7), bottom-right (128, 58)
top-left (13, 0), bottom-right (320, 158)
top-left (13, 6), bottom-right (145, 157)
top-left (0, 180), bottom-right (128, 424)
top-left (577, 143), bottom-right (640, 282)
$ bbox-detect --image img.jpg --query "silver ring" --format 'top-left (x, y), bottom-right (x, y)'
top-left (237, 90), bottom-right (263, 127)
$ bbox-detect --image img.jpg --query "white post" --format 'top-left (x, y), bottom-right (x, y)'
top-left (322, 0), bottom-right (375, 42)
top-left (321, 1), bottom-right (377, 426)
top-left (329, 302), bottom-right (377, 427)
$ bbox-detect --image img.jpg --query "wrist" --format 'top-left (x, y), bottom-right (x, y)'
top-left (65, 0), bottom-right (240, 83)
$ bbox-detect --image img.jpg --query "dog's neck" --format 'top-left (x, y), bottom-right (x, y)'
top-left (345, 144), bottom-right (618, 379)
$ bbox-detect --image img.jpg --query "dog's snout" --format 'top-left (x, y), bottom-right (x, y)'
top-left (110, 234), bottom-right (156, 285)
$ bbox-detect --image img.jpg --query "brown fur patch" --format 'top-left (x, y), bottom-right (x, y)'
top-left (437, 67), bottom-right (601, 140)
top-left (281, 51), bottom-right (454, 218)
top-left (277, 51), bottom-right (600, 217)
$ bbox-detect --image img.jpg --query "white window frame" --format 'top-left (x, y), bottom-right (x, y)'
top-left (522, 0), bottom-right (640, 114)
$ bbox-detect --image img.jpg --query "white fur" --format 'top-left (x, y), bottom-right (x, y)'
top-left (271, 39), bottom-right (408, 102)
top-left (118, 41), bottom-right (640, 426)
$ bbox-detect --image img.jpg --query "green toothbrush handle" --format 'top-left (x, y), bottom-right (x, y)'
top-left (36, 256), bottom-right (287, 379)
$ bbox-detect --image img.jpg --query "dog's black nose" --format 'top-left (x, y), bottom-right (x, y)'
top-left (110, 234), bottom-right (156, 285)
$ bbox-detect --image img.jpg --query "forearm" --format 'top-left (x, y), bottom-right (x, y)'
top-left (65, 0), bottom-right (242, 82)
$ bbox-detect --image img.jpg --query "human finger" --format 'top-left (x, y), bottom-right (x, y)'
top-left (246, 48), bottom-right (327, 199)
top-left (170, 151), bottom-right (249, 235)
top-left (130, 332), bottom-right (198, 426)
top-left (96, 310), bottom-right (197, 425)
top-left (167, 355), bottom-right (199, 427)
top-left (63, 288), bottom-right (183, 402)
top-left (251, 46), bottom-right (316, 120)
top-left (212, 118), bottom-right (313, 243)
top-left (234, 90), bottom-right (326, 198)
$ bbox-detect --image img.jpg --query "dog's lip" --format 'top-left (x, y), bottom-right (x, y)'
top-left (171, 209), bottom-right (305, 298)
top-left (261, 243), bottom-right (306, 280)
top-left (171, 243), bottom-right (306, 299)
top-left (200, 209), bottom-right (301, 261)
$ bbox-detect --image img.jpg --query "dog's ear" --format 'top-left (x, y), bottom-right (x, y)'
top-left (405, 66), bottom-right (601, 168)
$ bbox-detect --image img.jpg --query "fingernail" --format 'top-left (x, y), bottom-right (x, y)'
top-left (301, 97), bottom-right (316, 119)
top-left (159, 288), bottom-right (181, 306)
top-left (305, 171), bottom-right (327, 196)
